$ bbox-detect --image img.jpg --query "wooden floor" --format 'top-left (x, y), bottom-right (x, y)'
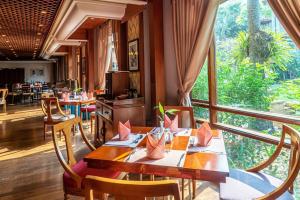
top-left (0, 104), bottom-right (219, 200)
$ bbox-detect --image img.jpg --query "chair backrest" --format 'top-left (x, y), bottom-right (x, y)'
top-left (52, 117), bottom-right (96, 188)
top-left (164, 106), bottom-right (196, 128)
top-left (41, 97), bottom-right (66, 121)
top-left (21, 84), bottom-right (31, 93)
top-left (247, 124), bottom-right (300, 199)
top-left (0, 89), bottom-right (8, 103)
top-left (84, 175), bottom-right (181, 200)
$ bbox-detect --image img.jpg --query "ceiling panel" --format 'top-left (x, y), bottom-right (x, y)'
top-left (0, 0), bottom-right (62, 60)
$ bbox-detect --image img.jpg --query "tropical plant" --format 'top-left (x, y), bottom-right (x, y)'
top-left (155, 102), bottom-right (178, 121)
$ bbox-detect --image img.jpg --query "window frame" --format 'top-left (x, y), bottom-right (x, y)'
top-left (192, 35), bottom-right (300, 149)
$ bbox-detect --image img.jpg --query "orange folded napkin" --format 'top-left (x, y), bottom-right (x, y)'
top-left (196, 122), bottom-right (213, 147)
top-left (146, 133), bottom-right (165, 160)
top-left (164, 114), bottom-right (179, 132)
top-left (118, 120), bottom-right (131, 141)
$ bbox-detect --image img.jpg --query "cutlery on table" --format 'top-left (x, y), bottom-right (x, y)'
top-left (177, 153), bottom-right (185, 167)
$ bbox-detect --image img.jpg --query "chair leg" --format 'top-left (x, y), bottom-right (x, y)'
top-left (192, 179), bottom-right (196, 199)
top-left (64, 193), bottom-right (69, 200)
top-left (43, 123), bottom-right (46, 140)
top-left (182, 178), bottom-right (185, 200)
top-left (3, 103), bottom-right (6, 113)
top-left (90, 116), bottom-right (93, 133)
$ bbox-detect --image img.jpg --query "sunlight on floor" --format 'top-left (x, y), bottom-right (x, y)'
top-left (0, 109), bottom-right (44, 121)
top-left (0, 140), bottom-right (66, 161)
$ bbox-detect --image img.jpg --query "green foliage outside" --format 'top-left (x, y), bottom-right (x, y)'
top-left (192, 0), bottom-right (300, 198)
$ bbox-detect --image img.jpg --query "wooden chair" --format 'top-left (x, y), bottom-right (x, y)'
top-left (21, 84), bottom-right (34, 103)
top-left (41, 97), bottom-right (75, 140)
top-left (220, 124), bottom-right (300, 200)
top-left (0, 89), bottom-right (8, 113)
top-left (80, 103), bottom-right (96, 134)
top-left (164, 106), bottom-right (196, 129)
top-left (84, 175), bottom-right (181, 200)
top-left (52, 117), bottom-right (123, 200)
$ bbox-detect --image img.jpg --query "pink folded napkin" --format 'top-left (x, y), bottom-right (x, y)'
top-left (88, 92), bottom-right (94, 99)
top-left (146, 133), bottom-right (165, 160)
top-left (197, 122), bottom-right (212, 147)
top-left (164, 114), bottom-right (179, 132)
top-left (63, 93), bottom-right (69, 101)
top-left (118, 120), bottom-right (131, 141)
top-left (82, 91), bottom-right (87, 100)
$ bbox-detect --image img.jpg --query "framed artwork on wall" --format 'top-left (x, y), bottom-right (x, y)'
top-left (128, 39), bottom-right (139, 71)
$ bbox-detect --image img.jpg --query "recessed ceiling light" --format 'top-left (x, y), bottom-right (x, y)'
top-left (6, 40), bottom-right (9, 43)
top-left (38, 24), bottom-right (44, 27)
top-left (37, 32), bottom-right (42, 35)
top-left (10, 48), bottom-right (14, 50)
top-left (2, 34), bottom-right (6, 37)
top-left (41, 11), bottom-right (47, 14)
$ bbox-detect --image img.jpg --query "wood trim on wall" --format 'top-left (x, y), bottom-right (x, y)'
top-left (148, 0), bottom-right (165, 124)
top-left (139, 13), bottom-right (145, 98)
top-left (87, 29), bottom-right (95, 91)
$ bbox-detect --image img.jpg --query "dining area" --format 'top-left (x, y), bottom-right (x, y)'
top-left (49, 103), bottom-right (229, 200)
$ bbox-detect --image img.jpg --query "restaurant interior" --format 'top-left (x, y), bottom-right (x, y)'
top-left (0, 0), bottom-right (299, 199)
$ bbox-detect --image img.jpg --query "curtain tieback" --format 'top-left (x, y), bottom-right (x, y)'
top-left (178, 90), bottom-right (189, 99)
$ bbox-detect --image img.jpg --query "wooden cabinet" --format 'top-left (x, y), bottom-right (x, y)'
top-left (95, 97), bottom-right (145, 146)
top-left (105, 71), bottom-right (129, 99)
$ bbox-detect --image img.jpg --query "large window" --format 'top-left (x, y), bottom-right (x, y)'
top-left (192, 0), bottom-right (300, 197)
top-left (215, 0), bottom-right (300, 126)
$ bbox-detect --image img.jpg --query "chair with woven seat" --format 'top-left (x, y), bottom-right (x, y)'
top-left (41, 97), bottom-right (75, 140)
top-left (52, 117), bottom-right (124, 200)
top-left (84, 175), bottom-right (181, 200)
top-left (220, 125), bottom-right (300, 200)
top-left (0, 89), bottom-right (8, 113)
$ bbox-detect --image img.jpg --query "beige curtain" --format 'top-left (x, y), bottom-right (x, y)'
top-left (268, 0), bottom-right (300, 48)
top-left (172, 0), bottom-right (219, 106)
top-left (97, 21), bottom-right (111, 89)
top-left (112, 20), bottom-right (121, 68)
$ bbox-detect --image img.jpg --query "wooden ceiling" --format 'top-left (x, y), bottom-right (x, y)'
top-left (0, 0), bottom-right (62, 60)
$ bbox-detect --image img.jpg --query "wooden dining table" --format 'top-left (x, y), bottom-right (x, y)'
top-left (59, 98), bottom-right (96, 116)
top-left (84, 126), bottom-right (229, 184)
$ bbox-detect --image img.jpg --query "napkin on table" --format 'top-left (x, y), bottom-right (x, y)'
top-left (164, 114), bottom-right (179, 132)
top-left (146, 133), bottom-right (165, 160)
top-left (118, 120), bottom-right (131, 141)
top-left (196, 122), bottom-right (212, 147)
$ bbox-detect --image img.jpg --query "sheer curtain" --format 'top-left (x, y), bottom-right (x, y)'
top-left (172, 0), bottom-right (219, 106)
top-left (268, 0), bottom-right (300, 48)
top-left (97, 21), bottom-right (111, 89)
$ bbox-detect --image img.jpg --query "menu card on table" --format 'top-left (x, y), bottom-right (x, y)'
top-left (188, 136), bottom-right (226, 154)
top-left (126, 148), bottom-right (187, 167)
top-left (104, 134), bottom-right (146, 148)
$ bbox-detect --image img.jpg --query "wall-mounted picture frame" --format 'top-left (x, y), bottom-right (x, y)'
top-left (128, 39), bottom-right (139, 71)
top-left (38, 69), bottom-right (44, 76)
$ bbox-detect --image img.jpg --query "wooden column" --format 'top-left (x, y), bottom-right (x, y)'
top-left (208, 37), bottom-right (217, 125)
top-left (87, 29), bottom-right (95, 91)
top-left (148, 0), bottom-right (165, 123)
